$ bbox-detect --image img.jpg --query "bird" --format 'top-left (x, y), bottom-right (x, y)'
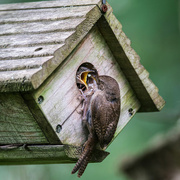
top-left (72, 63), bottom-right (121, 177)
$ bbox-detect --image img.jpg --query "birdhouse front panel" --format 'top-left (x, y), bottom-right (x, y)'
top-left (30, 26), bottom-right (141, 147)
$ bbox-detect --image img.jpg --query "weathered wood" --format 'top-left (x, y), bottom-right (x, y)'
top-left (0, 68), bottom-right (40, 92)
top-left (0, 0), bottom-right (164, 112)
top-left (0, 93), bottom-right (48, 144)
top-left (0, 6), bottom-right (95, 23)
top-left (0, 2), bottom-right (102, 92)
top-left (30, 26), bottom-right (141, 147)
top-left (0, 57), bottom-right (53, 71)
top-left (0, 0), bottom-right (102, 11)
top-left (0, 44), bottom-right (64, 60)
top-left (0, 18), bottom-right (85, 36)
top-left (97, 4), bottom-right (165, 111)
top-left (21, 93), bottom-right (61, 144)
top-left (0, 31), bottom-right (74, 48)
top-left (0, 0), bottom-right (165, 165)
top-left (0, 144), bottom-right (109, 165)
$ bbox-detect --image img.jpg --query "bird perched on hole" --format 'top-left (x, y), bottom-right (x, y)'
top-left (72, 64), bottom-right (120, 177)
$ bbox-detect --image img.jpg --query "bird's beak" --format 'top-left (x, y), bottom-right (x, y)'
top-left (80, 71), bottom-right (90, 88)
top-left (79, 71), bottom-right (98, 89)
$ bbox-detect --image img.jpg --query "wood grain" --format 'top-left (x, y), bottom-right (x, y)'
top-left (0, 2), bottom-right (101, 92)
top-left (0, 18), bottom-right (85, 36)
top-left (0, 0), bottom-right (102, 11)
top-left (0, 93), bottom-right (48, 144)
top-left (0, 56), bottom-right (53, 71)
top-left (31, 26), bottom-right (141, 147)
top-left (0, 68), bottom-right (40, 92)
top-left (21, 93), bottom-right (61, 145)
top-left (0, 6), bottom-right (95, 23)
top-left (0, 0), bottom-right (164, 108)
top-left (0, 144), bottom-right (109, 165)
top-left (0, 0), bottom-right (166, 165)
top-left (0, 31), bottom-right (74, 48)
top-left (97, 4), bottom-right (165, 111)
top-left (0, 44), bottom-right (64, 60)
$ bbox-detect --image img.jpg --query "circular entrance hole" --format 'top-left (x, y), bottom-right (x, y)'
top-left (76, 62), bottom-right (98, 92)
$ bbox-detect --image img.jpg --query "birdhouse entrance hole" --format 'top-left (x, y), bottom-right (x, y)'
top-left (76, 62), bottom-right (98, 92)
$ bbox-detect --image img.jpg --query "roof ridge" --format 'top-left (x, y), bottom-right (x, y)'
top-left (97, 7), bottom-right (165, 111)
top-left (0, 0), bottom-right (102, 11)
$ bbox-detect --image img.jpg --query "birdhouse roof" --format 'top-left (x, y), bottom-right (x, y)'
top-left (0, 0), bottom-right (165, 112)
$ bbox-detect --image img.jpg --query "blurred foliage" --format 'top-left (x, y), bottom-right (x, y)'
top-left (0, 0), bottom-right (179, 180)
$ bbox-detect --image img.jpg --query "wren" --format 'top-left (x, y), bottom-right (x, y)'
top-left (73, 64), bottom-right (121, 177)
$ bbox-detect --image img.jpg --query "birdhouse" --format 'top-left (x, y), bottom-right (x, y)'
top-left (0, 0), bottom-right (165, 166)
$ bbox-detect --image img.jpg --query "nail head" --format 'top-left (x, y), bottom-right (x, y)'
top-left (38, 96), bottom-right (44, 104)
top-left (56, 124), bottom-right (62, 133)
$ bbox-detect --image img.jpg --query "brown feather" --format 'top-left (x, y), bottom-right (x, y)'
top-left (72, 72), bottom-right (120, 177)
top-left (91, 75), bottom-right (120, 149)
top-left (71, 133), bottom-right (97, 177)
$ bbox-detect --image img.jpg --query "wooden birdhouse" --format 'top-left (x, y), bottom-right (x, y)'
top-left (0, 0), bottom-right (165, 165)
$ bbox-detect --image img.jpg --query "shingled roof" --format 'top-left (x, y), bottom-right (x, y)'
top-left (0, 0), bottom-right (165, 112)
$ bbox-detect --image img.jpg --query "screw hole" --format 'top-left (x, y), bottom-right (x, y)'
top-left (38, 96), bottom-right (44, 104)
top-left (35, 47), bottom-right (43, 52)
top-left (56, 124), bottom-right (62, 133)
top-left (128, 108), bottom-right (134, 116)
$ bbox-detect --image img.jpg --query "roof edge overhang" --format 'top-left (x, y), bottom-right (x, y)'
top-left (96, 5), bottom-right (165, 112)
top-left (0, 1), bottom-right (165, 112)
top-left (0, 0), bottom-right (103, 92)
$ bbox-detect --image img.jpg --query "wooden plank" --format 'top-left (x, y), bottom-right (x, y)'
top-left (21, 93), bottom-right (61, 144)
top-left (0, 3), bottom-right (102, 92)
top-left (0, 18), bottom-right (85, 36)
top-left (0, 56), bottom-right (53, 71)
top-left (0, 93), bottom-right (48, 144)
top-left (0, 6), bottom-right (95, 24)
top-left (0, 44), bottom-right (63, 60)
top-left (0, 68), bottom-right (40, 82)
top-left (0, 68), bottom-right (40, 92)
top-left (31, 26), bottom-right (141, 147)
top-left (30, 6), bottom-right (102, 90)
top-left (0, 0), bottom-right (101, 11)
top-left (0, 31), bottom-right (74, 48)
top-left (0, 144), bottom-right (109, 165)
top-left (97, 5), bottom-right (165, 111)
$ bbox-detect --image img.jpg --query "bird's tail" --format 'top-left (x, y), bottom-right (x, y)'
top-left (71, 133), bottom-right (96, 177)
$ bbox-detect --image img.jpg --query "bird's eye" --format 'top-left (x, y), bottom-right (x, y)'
top-left (87, 73), bottom-right (91, 78)
top-left (87, 74), bottom-right (94, 84)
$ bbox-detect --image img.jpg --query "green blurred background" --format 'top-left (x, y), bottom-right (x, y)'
top-left (0, 0), bottom-right (179, 179)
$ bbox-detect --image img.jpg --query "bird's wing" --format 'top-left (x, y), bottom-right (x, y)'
top-left (91, 92), bottom-right (120, 148)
